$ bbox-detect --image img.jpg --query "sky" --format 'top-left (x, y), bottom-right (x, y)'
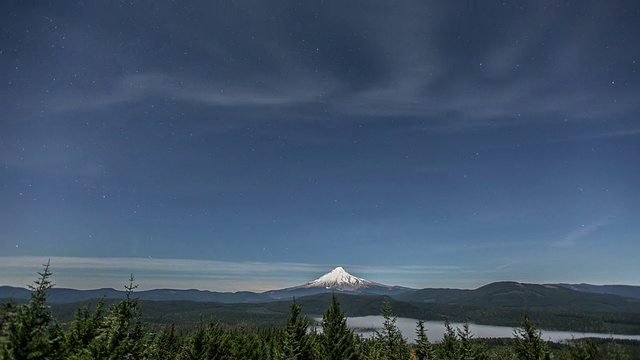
top-left (1, 1), bottom-right (639, 292)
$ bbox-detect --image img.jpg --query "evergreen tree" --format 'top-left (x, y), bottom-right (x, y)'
top-left (0, 300), bottom-right (17, 331)
top-left (202, 319), bottom-right (228, 359)
top-left (263, 327), bottom-right (285, 360)
top-left (375, 300), bottom-right (410, 360)
top-left (513, 313), bottom-right (551, 360)
top-left (63, 298), bottom-right (107, 357)
top-left (84, 274), bottom-right (145, 359)
top-left (605, 339), bottom-right (630, 360)
top-left (182, 317), bottom-right (208, 360)
top-left (360, 336), bottom-right (385, 360)
top-left (437, 320), bottom-right (459, 360)
top-left (283, 298), bottom-right (313, 360)
top-left (563, 338), bottom-right (600, 360)
top-left (1, 260), bottom-right (59, 360)
top-left (156, 324), bottom-right (182, 359)
top-left (181, 316), bottom-right (230, 359)
top-left (321, 294), bottom-right (360, 360)
top-left (227, 326), bottom-right (268, 360)
top-left (142, 324), bottom-right (183, 360)
top-left (456, 323), bottom-right (488, 360)
top-left (414, 320), bottom-right (434, 360)
top-left (436, 320), bottom-right (487, 360)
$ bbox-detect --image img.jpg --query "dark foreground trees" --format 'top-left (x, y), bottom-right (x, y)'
top-left (513, 312), bottom-right (551, 360)
top-left (283, 298), bottom-right (314, 360)
top-left (415, 320), bottom-right (435, 360)
top-left (321, 294), bottom-right (361, 360)
top-left (0, 264), bottom-right (635, 360)
top-left (0, 260), bottom-right (63, 360)
top-left (374, 300), bottom-right (411, 359)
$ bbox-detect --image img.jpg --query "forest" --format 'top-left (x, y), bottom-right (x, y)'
top-left (1, 263), bottom-right (638, 360)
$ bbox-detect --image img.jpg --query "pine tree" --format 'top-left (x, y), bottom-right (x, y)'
top-left (513, 312), bottom-right (551, 360)
top-left (564, 338), bottom-right (600, 360)
top-left (414, 320), bottom-right (434, 360)
top-left (158, 324), bottom-right (182, 359)
top-left (85, 274), bottom-right (145, 359)
top-left (375, 300), bottom-right (410, 360)
top-left (0, 300), bottom-right (17, 330)
top-left (437, 320), bottom-right (459, 360)
top-left (1, 260), bottom-right (59, 360)
top-left (321, 294), bottom-right (360, 360)
top-left (283, 298), bottom-right (313, 360)
top-left (141, 323), bottom-right (183, 360)
top-left (202, 319), bottom-right (228, 359)
top-left (606, 339), bottom-right (630, 360)
top-left (436, 320), bottom-right (487, 360)
top-left (63, 298), bottom-right (107, 357)
top-left (182, 317), bottom-right (208, 360)
top-left (227, 326), bottom-right (268, 360)
top-left (456, 323), bottom-right (488, 360)
top-left (361, 336), bottom-right (385, 360)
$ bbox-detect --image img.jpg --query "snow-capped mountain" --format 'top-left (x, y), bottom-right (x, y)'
top-left (265, 266), bottom-right (412, 299)
top-left (299, 266), bottom-right (382, 291)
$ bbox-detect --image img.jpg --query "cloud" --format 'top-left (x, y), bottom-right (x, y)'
top-left (494, 263), bottom-right (511, 270)
top-left (49, 72), bottom-right (341, 112)
top-left (572, 128), bottom-right (640, 141)
top-left (554, 216), bottom-right (615, 248)
top-left (0, 256), bottom-right (461, 291)
top-left (21, 0), bottom-right (634, 134)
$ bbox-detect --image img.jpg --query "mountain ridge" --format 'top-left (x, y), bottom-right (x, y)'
top-left (554, 283), bottom-right (640, 300)
top-left (0, 266), bottom-right (408, 303)
top-left (3, 268), bottom-right (640, 307)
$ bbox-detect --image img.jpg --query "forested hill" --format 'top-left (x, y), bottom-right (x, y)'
top-left (5, 281), bottom-right (640, 335)
top-left (0, 285), bottom-right (270, 303)
top-left (395, 281), bottom-right (640, 312)
top-left (555, 283), bottom-right (640, 300)
top-left (3, 281), bottom-right (640, 313)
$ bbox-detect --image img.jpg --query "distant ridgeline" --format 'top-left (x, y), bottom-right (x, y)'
top-left (3, 266), bottom-right (640, 303)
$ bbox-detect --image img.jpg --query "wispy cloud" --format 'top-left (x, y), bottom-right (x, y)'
top-left (34, 2), bottom-right (637, 134)
top-left (572, 128), bottom-right (640, 141)
top-left (49, 72), bottom-right (340, 112)
top-left (553, 216), bottom-right (615, 248)
top-left (0, 257), bottom-right (460, 291)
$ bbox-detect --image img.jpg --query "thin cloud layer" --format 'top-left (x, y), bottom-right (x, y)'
top-left (0, 257), bottom-right (463, 291)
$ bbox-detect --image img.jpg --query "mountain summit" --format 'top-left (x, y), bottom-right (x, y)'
top-left (264, 266), bottom-right (412, 299)
top-left (302, 266), bottom-right (378, 291)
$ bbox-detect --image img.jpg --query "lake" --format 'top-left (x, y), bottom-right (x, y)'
top-left (325, 316), bottom-right (640, 343)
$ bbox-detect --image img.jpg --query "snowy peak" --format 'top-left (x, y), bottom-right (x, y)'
top-left (266, 266), bottom-right (413, 299)
top-left (302, 267), bottom-right (378, 291)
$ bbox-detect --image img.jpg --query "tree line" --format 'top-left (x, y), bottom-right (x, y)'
top-left (0, 262), bottom-right (634, 359)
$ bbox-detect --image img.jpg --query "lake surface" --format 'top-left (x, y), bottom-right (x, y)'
top-left (335, 316), bottom-right (640, 343)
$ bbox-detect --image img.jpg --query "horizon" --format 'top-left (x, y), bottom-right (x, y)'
top-left (2, 256), bottom-right (639, 292)
top-left (2, 2), bottom-right (639, 291)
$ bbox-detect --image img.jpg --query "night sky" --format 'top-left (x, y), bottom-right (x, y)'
top-left (1, 1), bottom-right (639, 291)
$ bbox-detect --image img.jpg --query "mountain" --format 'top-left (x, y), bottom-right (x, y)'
top-left (0, 267), bottom-right (408, 303)
top-left (7, 273), bottom-right (640, 334)
top-left (554, 283), bottom-right (640, 300)
top-left (0, 285), bottom-right (271, 304)
top-left (395, 281), bottom-right (640, 312)
top-left (264, 266), bottom-right (412, 299)
top-left (299, 266), bottom-right (377, 291)
top-left (5, 269), bottom-right (640, 313)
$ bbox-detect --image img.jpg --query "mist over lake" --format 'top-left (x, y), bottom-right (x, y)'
top-left (341, 316), bottom-right (640, 343)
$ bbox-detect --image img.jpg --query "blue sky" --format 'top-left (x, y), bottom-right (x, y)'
top-left (1, 1), bottom-right (639, 291)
